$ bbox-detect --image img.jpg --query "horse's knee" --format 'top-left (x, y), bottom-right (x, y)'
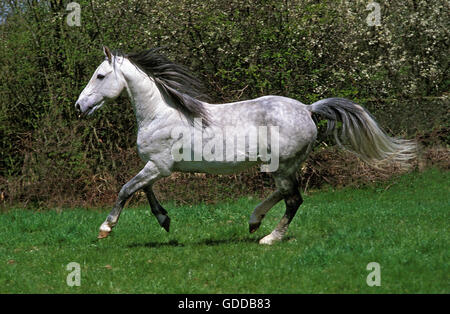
top-left (118, 185), bottom-right (131, 201)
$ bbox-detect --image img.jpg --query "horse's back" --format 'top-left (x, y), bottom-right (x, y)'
top-left (208, 95), bottom-right (310, 121)
top-left (207, 95), bottom-right (317, 151)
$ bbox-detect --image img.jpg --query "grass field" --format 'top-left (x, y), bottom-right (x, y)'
top-left (0, 168), bottom-right (448, 293)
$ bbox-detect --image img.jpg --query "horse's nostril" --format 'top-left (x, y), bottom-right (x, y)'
top-left (75, 102), bottom-right (81, 112)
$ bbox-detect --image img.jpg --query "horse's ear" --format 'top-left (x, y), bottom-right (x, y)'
top-left (103, 46), bottom-right (112, 63)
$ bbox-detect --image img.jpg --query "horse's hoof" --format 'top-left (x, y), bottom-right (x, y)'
top-left (97, 230), bottom-right (110, 239)
top-left (249, 222), bottom-right (261, 233)
top-left (161, 216), bottom-right (170, 232)
top-left (259, 234), bottom-right (280, 245)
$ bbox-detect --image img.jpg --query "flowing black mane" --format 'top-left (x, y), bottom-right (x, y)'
top-left (118, 48), bottom-right (210, 125)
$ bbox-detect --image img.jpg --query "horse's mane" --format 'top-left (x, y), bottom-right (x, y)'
top-left (115, 48), bottom-right (210, 125)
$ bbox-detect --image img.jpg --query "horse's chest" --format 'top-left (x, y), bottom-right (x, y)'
top-left (136, 131), bottom-right (155, 158)
top-left (136, 129), bottom-right (173, 161)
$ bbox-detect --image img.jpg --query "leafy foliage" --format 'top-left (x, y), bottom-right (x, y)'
top-left (0, 0), bottom-right (448, 205)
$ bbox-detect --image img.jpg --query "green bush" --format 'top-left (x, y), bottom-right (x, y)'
top-left (0, 0), bottom-right (448, 206)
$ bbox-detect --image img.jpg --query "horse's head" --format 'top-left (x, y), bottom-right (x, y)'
top-left (75, 46), bottom-right (126, 117)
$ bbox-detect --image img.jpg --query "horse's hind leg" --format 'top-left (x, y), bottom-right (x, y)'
top-left (249, 190), bottom-right (283, 233)
top-left (259, 174), bottom-right (303, 245)
top-left (143, 186), bottom-right (170, 232)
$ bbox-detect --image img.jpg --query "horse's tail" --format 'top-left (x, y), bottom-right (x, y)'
top-left (307, 97), bottom-right (417, 168)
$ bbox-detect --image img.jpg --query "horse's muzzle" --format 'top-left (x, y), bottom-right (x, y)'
top-left (74, 101), bottom-right (88, 118)
top-left (75, 102), bottom-right (81, 113)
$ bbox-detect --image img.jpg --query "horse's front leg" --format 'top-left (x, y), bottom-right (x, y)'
top-left (98, 161), bottom-right (162, 239)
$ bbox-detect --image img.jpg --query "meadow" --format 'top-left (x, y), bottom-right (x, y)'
top-left (0, 168), bottom-right (448, 293)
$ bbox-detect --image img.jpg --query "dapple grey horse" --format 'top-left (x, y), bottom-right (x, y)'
top-left (75, 47), bottom-right (416, 245)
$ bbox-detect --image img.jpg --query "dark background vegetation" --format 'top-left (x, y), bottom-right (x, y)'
top-left (0, 0), bottom-right (448, 208)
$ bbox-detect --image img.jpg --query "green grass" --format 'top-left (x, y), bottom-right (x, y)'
top-left (0, 168), bottom-right (448, 293)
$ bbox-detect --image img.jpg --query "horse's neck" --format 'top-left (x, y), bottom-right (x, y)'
top-left (121, 60), bottom-right (173, 128)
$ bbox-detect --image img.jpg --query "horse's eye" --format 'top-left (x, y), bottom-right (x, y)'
top-left (97, 74), bottom-right (105, 80)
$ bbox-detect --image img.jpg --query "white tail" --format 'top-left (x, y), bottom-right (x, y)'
top-left (308, 98), bottom-right (417, 168)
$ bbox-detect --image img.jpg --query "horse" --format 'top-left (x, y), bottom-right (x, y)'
top-left (75, 46), bottom-right (416, 245)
